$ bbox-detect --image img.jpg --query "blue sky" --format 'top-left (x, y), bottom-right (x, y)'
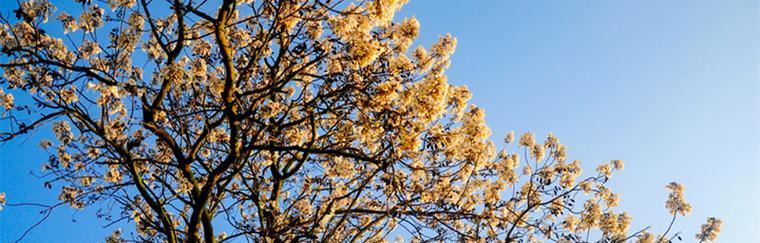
top-left (1, 0), bottom-right (758, 242)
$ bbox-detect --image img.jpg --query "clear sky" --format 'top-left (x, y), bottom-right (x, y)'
top-left (1, 0), bottom-right (758, 242)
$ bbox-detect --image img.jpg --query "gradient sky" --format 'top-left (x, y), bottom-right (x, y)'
top-left (1, 0), bottom-right (758, 242)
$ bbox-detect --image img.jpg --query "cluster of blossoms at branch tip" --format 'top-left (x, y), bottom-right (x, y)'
top-left (0, 192), bottom-right (5, 211)
top-left (665, 182), bottom-right (692, 216)
top-left (0, 88), bottom-right (13, 110)
top-left (696, 217), bottom-right (722, 242)
top-left (105, 228), bottom-right (125, 243)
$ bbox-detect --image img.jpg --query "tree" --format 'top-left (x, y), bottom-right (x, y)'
top-left (0, 0), bottom-right (721, 242)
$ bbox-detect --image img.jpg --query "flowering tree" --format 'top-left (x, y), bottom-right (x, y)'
top-left (0, 0), bottom-right (721, 242)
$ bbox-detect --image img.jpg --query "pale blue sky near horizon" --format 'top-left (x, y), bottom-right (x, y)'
top-left (1, 0), bottom-right (758, 242)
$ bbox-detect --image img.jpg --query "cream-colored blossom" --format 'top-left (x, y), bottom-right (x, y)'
top-left (78, 40), bottom-right (101, 58)
top-left (563, 215), bottom-right (579, 231)
top-left (19, 0), bottom-right (55, 23)
top-left (695, 217), bottom-right (722, 242)
top-left (505, 130), bottom-right (515, 144)
top-left (636, 231), bottom-right (655, 243)
top-left (0, 192), bottom-right (6, 211)
top-left (519, 132), bottom-right (535, 147)
top-left (612, 159), bottom-right (624, 170)
top-left (530, 143), bottom-right (544, 162)
top-left (665, 182), bottom-right (692, 216)
top-left (59, 85), bottom-right (78, 104)
top-left (104, 164), bottom-right (122, 183)
top-left (79, 5), bottom-right (104, 32)
top-left (52, 121), bottom-right (73, 145)
top-left (0, 88), bottom-right (13, 110)
top-left (107, 0), bottom-right (136, 10)
top-left (596, 163), bottom-right (612, 177)
top-left (57, 12), bottom-right (78, 33)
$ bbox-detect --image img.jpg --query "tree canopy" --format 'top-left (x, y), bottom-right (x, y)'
top-left (0, 0), bottom-right (720, 242)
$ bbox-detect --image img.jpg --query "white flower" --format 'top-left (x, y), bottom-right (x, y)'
top-left (696, 217), bottom-right (722, 242)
